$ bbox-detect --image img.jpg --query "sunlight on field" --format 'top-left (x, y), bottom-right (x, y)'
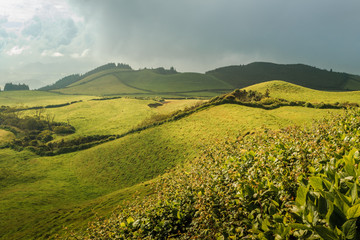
top-left (0, 91), bottom-right (95, 107)
top-left (0, 88), bottom-right (353, 239)
top-left (0, 129), bottom-right (15, 143)
top-left (246, 80), bottom-right (360, 103)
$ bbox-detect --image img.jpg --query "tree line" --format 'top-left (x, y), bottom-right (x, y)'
top-left (2, 83), bottom-right (30, 91)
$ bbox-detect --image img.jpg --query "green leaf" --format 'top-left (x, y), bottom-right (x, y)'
top-left (296, 185), bottom-right (308, 206)
top-left (329, 204), bottom-right (347, 229)
top-left (127, 216), bottom-right (134, 224)
top-left (289, 223), bottom-right (311, 230)
top-left (351, 183), bottom-right (358, 203)
top-left (342, 219), bottom-right (357, 239)
top-left (347, 204), bottom-right (360, 219)
top-left (309, 177), bottom-right (323, 190)
top-left (318, 195), bottom-right (328, 216)
top-left (345, 164), bottom-right (356, 177)
top-left (313, 226), bottom-right (338, 240)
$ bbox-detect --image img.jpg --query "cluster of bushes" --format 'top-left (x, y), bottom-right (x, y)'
top-left (72, 109), bottom-right (360, 239)
top-left (0, 107), bottom-right (119, 156)
top-left (0, 107), bottom-right (79, 154)
top-left (14, 100), bottom-right (83, 112)
top-left (91, 96), bottom-right (122, 101)
top-left (147, 102), bottom-right (163, 108)
top-left (0, 111), bottom-right (59, 133)
top-left (3, 83), bottom-right (29, 91)
top-left (152, 67), bottom-right (177, 75)
top-left (22, 135), bottom-right (117, 156)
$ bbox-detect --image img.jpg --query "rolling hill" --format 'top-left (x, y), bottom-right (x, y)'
top-left (206, 62), bottom-right (360, 91)
top-left (38, 62), bottom-right (360, 97)
top-left (40, 66), bottom-right (233, 97)
top-left (2, 80), bottom-right (360, 238)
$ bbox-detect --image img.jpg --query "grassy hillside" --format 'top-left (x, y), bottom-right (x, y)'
top-left (39, 62), bottom-right (360, 97)
top-left (1, 83), bottom-right (360, 239)
top-left (207, 62), bottom-right (360, 91)
top-left (79, 109), bottom-right (360, 239)
top-left (52, 68), bottom-right (233, 97)
top-left (23, 98), bottom-right (203, 138)
top-left (246, 80), bottom-right (360, 103)
top-left (0, 90), bottom-right (94, 107)
top-left (0, 105), bottom-right (344, 239)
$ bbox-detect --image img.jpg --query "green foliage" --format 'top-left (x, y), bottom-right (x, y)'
top-left (4, 83), bottom-right (30, 91)
top-left (53, 125), bottom-right (75, 135)
top-left (77, 109), bottom-right (360, 239)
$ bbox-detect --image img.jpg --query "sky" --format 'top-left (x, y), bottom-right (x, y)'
top-left (0, 0), bottom-right (359, 89)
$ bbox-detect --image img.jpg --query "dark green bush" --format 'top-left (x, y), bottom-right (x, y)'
top-left (53, 125), bottom-right (75, 135)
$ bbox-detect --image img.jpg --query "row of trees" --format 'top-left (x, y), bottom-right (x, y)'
top-left (1, 83), bottom-right (30, 91)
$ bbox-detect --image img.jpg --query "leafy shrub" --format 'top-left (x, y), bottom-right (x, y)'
top-left (71, 109), bottom-right (360, 239)
top-left (53, 125), bottom-right (75, 135)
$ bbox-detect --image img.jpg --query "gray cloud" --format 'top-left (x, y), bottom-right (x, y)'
top-left (2, 0), bottom-right (360, 89)
top-left (68, 0), bottom-right (360, 73)
top-left (21, 16), bottom-right (42, 38)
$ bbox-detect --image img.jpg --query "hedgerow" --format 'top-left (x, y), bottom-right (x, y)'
top-left (70, 109), bottom-right (360, 239)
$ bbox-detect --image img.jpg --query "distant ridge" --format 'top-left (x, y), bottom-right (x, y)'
top-left (39, 63), bottom-right (132, 91)
top-left (38, 62), bottom-right (360, 96)
top-left (206, 62), bottom-right (360, 91)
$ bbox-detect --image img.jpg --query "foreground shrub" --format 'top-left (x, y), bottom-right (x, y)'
top-left (68, 109), bottom-right (360, 239)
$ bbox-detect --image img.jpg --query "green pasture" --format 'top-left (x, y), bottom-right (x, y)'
top-left (0, 83), bottom-right (358, 239)
top-left (246, 80), bottom-right (360, 103)
top-left (0, 90), bottom-right (94, 107)
top-left (114, 70), bottom-right (232, 93)
top-left (52, 69), bottom-right (233, 97)
top-left (54, 74), bottom-right (146, 95)
top-left (23, 98), bottom-right (203, 138)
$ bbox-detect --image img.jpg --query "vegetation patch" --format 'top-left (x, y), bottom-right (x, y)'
top-left (74, 109), bottom-right (360, 239)
top-left (148, 102), bottom-right (163, 108)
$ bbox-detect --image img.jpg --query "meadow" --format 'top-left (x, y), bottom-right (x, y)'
top-left (0, 80), bottom-right (360, 239)
top-left (52, 68), bottom-right (232, 97)
top-left (0, 90), bottom-right (94, 107)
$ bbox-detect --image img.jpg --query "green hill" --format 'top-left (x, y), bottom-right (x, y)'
top-left (206, 62), bottom-right (360, 91)
top-left (2, 82), bottom-right (360, 239)
top-left (46, 68), bottom-right (233, 97)
top-left (39, 62), bottom-right (360, 97)
top-left (245, 80), bottom-right (360, 103)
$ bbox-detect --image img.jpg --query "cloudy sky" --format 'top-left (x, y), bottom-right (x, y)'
top-left (0, 0), bottom-right (359, 89)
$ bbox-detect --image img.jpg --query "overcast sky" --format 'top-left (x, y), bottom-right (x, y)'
top-left (0, 0), bottom-right (359, 89)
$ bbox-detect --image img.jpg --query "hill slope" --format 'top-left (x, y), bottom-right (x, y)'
top-left (49, 68), bottom-right (233, 97)
top-left (39, 62), bottom-right (360, 96)
top-left (2, 83), bottom-right (355, 239)
top-left (245, 80), bottom-right (360, 103)
top-left (206, 62), bottom-right (360, 91)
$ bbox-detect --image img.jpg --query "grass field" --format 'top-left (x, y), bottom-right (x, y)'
top-left (245, 80), bottom-right (360, 103)
top-left (52, 69), bottom-right (233, 97)
top-left (24, 98), bottom-right (203, 138)
top-left (0, 82), bottom-right (357, 239)
top-left (0, 90), bottom-right (95, 107)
